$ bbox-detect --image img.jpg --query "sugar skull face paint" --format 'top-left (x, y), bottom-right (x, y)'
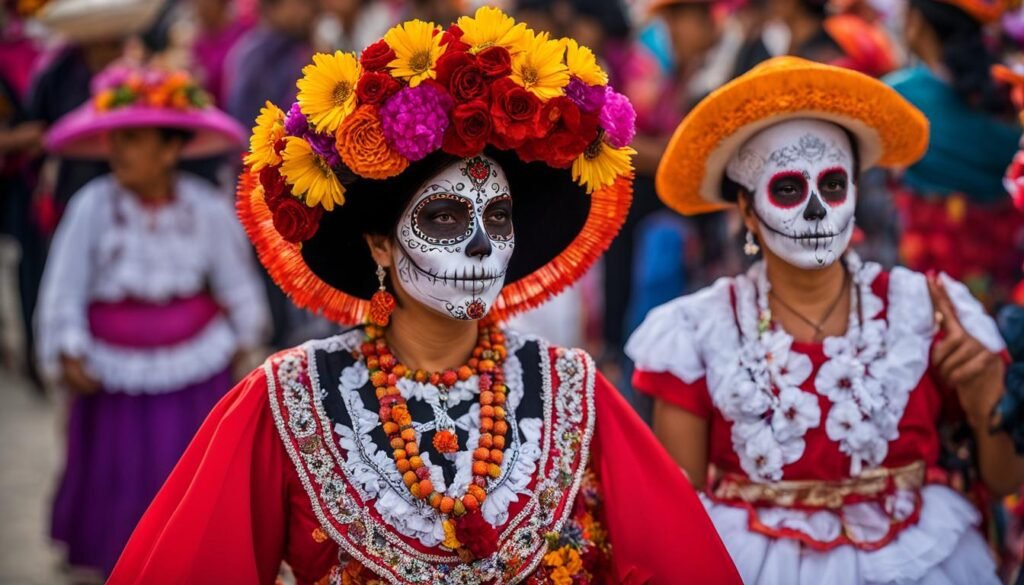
top-left (726, 119), bottom-right (856, 270)
top-left (394, 155), bottom-right (514, 320)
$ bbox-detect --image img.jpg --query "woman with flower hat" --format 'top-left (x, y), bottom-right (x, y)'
top-left (625, 56), bottom-right (1024, 585)
top-left (108, 8), bottom-right (741, 585)
top-left (36, 64), bottom-right (268, 578)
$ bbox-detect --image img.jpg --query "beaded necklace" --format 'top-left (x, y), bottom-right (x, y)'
top-left (358, 324), bottom-right (509, 519)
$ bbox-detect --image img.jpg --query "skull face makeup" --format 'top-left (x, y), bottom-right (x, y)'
top-left (393, 155), bottom-right (515, 320)
top-left (726, 119), bottom-right (857, 270)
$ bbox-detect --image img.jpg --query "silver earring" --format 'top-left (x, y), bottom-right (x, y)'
top-left (744, 230), bottom-right (760, 256)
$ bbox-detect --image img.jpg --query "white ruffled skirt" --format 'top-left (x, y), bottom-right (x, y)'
top-left (704, 485), bottom-right (999, 585)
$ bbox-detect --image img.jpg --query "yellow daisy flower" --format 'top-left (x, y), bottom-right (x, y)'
top-left (456, 6), bottom-right (528, 54)
top-left (280, 136), bottom-right (346, 211)
top-left (510, 30), bottom-right (569, 101)
top-left (297, 51), bottom-right (361, 133)
top-left (572, 139), bottom-right (635, 194)
top-left (384, 19), bottom-right (444, 88)
top-left (563, 38), bottom-right (608, 86)
top-left (245, 101), bottom-right (286, 171)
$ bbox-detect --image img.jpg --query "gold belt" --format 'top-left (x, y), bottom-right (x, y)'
top-left (711, 461), bottom-right (927, 510)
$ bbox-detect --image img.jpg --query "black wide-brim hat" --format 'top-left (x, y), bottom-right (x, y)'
top-left (238, 148), bottom-right (632, 325)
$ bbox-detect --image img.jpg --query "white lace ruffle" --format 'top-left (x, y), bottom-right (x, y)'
top-left (624, 277), bottom-right (734, 384)
top-left (84, 315), bottom-right (236, 393)
top-left (704, 484), bottom-right (999, 585)
top-left (331, 330), bottom-right (543, 548)
top-left (938, 272), bottom-right (1007, 353)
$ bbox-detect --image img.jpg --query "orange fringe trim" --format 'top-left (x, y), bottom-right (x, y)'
top-left (237, 168), bottom-right (633, 325)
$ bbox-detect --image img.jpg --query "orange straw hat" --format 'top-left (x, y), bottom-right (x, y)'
top-left (656, 56), bottom-right (929, 216)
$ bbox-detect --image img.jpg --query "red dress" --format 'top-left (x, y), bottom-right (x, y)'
top-left (627, 256), bottom-right (1007, 585)
top-left (109, 329), bottom-right (741, 584)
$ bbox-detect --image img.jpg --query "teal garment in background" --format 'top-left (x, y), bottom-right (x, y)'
top-left (885, 65), bottom-right (1021, 204)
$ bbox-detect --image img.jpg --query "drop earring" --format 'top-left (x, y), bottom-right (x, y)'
top-left (369, 264), bottom-right (397, 327)
top-left (744, 230), bottom-right (760, 256)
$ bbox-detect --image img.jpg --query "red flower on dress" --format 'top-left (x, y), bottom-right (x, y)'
top-left (271, 197), bottom-right (323, 243)
top-left (360, 40), bottom-right (396, 72)
top-left (518, 96), bottom-right (598, 169)
top-left (476, 46), bottom-right (512, 78)
top-left (442, 100), bottom-right (492, 158)
top-left (356, 72), bottom-right (400, 105)
top-left (454, 510), bottom-right (499, 559)
top-left (489, 78), bottom-right (541, 149)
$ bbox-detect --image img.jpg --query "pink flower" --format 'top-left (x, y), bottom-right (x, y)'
top-left (380, 84), bottom-right (454, 162)
top-left (599, 87), bottom-right (636, 148)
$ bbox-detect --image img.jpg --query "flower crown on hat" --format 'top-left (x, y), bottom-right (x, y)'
top-left (245, 6), bottom-right (638, 243)
top-left (91, 66), bottom-right (212, 113)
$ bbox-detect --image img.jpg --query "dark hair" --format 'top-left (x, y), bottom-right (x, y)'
top-left (720, 125), bottom-right (861, 202)
top-left (157, 127), bottom-right (195, 145)
top-left (911, 0), bottom-right (1010, 115)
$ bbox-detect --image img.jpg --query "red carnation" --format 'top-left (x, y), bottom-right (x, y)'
top-left (489, 78), bottom-right (541, 149)
top-left (356, 71), bottom-right (400, 105)
top-left (454, 511), bottom-right (499, 560)
top-left (259, 165), bottom-right (289, 211)
top-left (443, 100), bottom-right (492, 158)
top-left (272, 197), bottom-right (323, 243)
top-left (518, 96), bottom-right (598, 168)
top-left (440, 24), bottom-right (470, 53)
top-left (360, 39), bottom-right (396, 72)
top-left (476, 46), bottom-right (512, 78)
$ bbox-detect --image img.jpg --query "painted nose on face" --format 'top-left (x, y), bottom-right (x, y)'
top-left (465, 225), bottom-right (492, 259)
top-left (803, 193), bottom-right (827, 221)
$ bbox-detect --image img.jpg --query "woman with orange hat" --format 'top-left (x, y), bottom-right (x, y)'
top-left (108, 9), bottom-right (742, 584)
top-left (627, 56), bottom-right (1023, 584)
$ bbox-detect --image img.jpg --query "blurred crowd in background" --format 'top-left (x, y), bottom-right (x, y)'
top-left (5, 0), bottom-right (1024, 581)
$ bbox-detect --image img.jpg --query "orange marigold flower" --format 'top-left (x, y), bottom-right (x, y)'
top-left (432, 429), bottom-right (459, 453)
top-left (549, 566), bottom-right (573, 585)
top-left (335, 105), bottom-right (408, 180)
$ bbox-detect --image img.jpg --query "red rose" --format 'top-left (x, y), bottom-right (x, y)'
top-left (453, 511), bottom-right (498, 559)
top-left (356, 71), bottom-right (400, 105)
top-left (518, 96), bottom-right (598, 168)
top-left (440, 24), bottom-right (470, 53)
top-left (272, 197), bottom-right (323, 243)
top-left (360, 40), bottom-right (396, 72)
top-left (259, 165), bottom-right (289, 211)
top-left (476, 46), bottom-right (511, 78)
top-left (443, 100), bottom-right (492, 158)
top-left (435, 50), bottom-right (473, 88)
top-left (450, 64), bottom-right (488, 102)
top-left (489, 78), bottom-right (541, 149)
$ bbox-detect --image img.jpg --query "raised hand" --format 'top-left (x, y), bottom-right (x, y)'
top-left (928, 275), bottom-right (1005, 426)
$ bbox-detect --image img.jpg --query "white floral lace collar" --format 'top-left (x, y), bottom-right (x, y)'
top-left (720, 252), bottom-right (932, 481)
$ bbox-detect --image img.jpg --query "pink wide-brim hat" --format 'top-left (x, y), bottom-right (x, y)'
top-left (45, 103), bottom-right (247, 159)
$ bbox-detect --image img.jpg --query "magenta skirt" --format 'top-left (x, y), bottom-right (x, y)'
top-left (50, 295), bottom-right (233, 576)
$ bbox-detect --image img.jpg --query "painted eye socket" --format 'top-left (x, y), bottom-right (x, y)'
top-left (483, 195), bottom-right (513, 241)
top-left (767, 171), bottom-right (809, 208)
top-left (817, 168), bottom-right (848, 205)
top-left (412, 194), bottom-right (474, 245)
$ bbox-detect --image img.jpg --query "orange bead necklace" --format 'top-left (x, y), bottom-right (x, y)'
top-left (360, 324), bottom-right (509, 518)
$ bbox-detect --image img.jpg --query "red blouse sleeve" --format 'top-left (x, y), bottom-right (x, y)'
top-left (108, 368), bottom-right (289, 585)
top-left (632, 369), bottom-right (713, 419)
top-left (593, 374), bottom-right (741, 585)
